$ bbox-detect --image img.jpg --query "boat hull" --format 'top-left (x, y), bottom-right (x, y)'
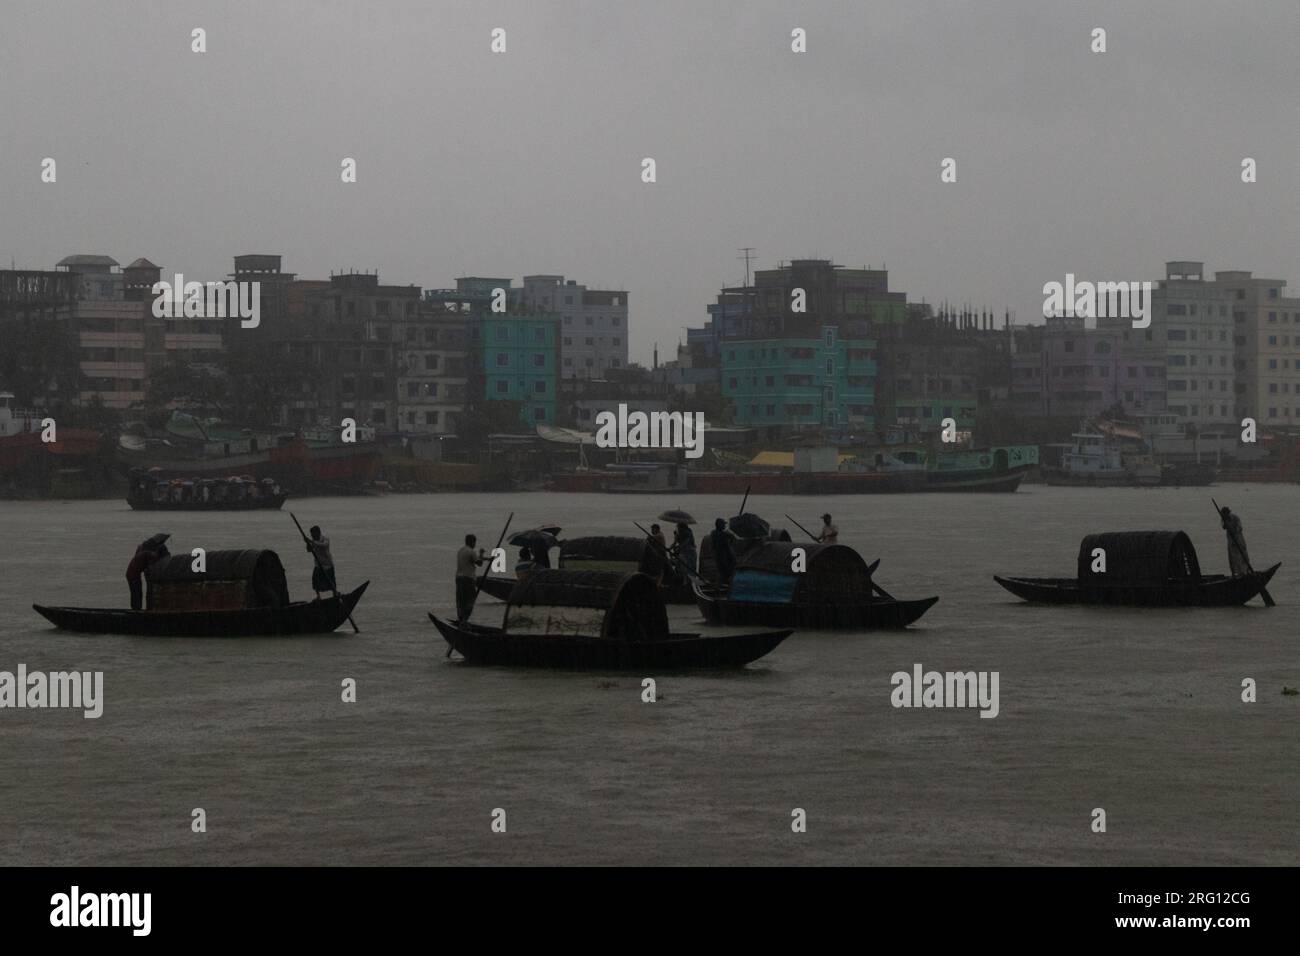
top-left (693, 581), bottom-right (938, 629)
top-left (430, 614), bottom-right (791, 669)
top-left (993, 565), bottom-right (1278, 607)
top-left (126, 492), bottom-right (287, 511)
top-left (32, 582), bottom-right (368, 636)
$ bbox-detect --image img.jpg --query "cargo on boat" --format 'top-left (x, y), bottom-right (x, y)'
top-left (430, 569), bottom-right (791, 669)
top-left (32, 548), bottom-right (367, 636)
top-left (994, 530), bottom-right (1278, 607)
top-left (693, 541), bottom-right (938, 629)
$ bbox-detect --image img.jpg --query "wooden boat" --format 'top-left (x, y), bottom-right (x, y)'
top-left (994, 530), bottom-right (1279, 607)
top-left (559, 536), bottom-right (694, 604)
top-left (431, 569), bottom-right (791, 669)
top-left (126, 489), bottom-right (287, 511)
top-left (33, 548), bottom-right (368, 636)
top-left (693, 542), bottom-right (938, 629)
top-left (477, 576), bottom-right (518, 602)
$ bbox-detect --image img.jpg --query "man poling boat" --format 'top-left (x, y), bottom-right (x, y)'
top-left (1213, 499), bottom-right (1274, 606)
top-left (291, 513), bottom-right (359, 632)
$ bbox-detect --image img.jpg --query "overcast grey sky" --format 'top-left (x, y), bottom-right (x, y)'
top-left (5, 0), bottom-right (1300, 364)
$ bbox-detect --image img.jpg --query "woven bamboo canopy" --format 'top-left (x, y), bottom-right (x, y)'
top-left (503, 569), bottom-right (668, 640)
top-left (730, 542), bottom-right (873, 604)
top-left (146, 549), bottom-right (290, 610)
top-left (1077, 531), bottom-right (1202, 584)
top-left (559, 536), bottom-right (667, 577)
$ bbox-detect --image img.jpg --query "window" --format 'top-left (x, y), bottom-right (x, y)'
top-left (1269, 336), bottom-right (1278, 346)
top-left (825, 359), bottom-right (834, 374)
top-left (1064, 340), bottom-right (1074, 352)
top-left (564, 317), bottom-right (572, 325)
top-left (407, 383), bottom-right (419, 397)
top-left (1167, 329), bottom-right (1187, 341)
top-left (585, 337), bottom-right (594, 346)
top-left (611, 317), bottom-right (620, 327)
top-left (534, 381), bottom-right (546, 394)
top-left (534, 327), bottom-right (545, 342)
top-left (585, 316), bottom-right (593, 326)
top-left (565, 296), bottom-right (573, 305)
top-left (534, 407), bottom-right (546, 422)
top-left (564, 358), bottom-right (573, 367)
top-left (496, 353), bottom-right (509, 366)
top-left (425, 354), bottom-right (439, 370)
top-left (564, 337), bottom-right (572, 346)
top-left (533, 354), bottom-right (545, 367)
top-left (428, 383), bottom-right (438, 397)
top-left (426, 411), bottom-right (439, 425)
top-left (612, 337), bottom-right (621, 346)
top-left (496, 327), bottom-right (508, 342)
top-left (495, 381), bottom-right (508, 394)
top-left (765, 376), bottom-right (775, 387)
top-left (585, 358), bottom-right (593, 367)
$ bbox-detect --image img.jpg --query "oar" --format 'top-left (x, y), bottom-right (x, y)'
top-left (785, 513), bottom-right (896, 602)
top-left (1213, 499), bottom-right (1274, 606)
top-left (291, 512), bottom-right (358, 632)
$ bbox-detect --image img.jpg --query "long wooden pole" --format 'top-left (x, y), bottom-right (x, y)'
top-left (291, 512), bottom-right (358, 632)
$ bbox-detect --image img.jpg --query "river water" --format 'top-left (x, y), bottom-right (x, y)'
top-left (0, 485), bottom-right (1295, 865)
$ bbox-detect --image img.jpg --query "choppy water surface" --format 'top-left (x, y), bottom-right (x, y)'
top-left (0, 485), bottom-right (1295, 865)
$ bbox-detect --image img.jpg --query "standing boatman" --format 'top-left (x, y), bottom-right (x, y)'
top-left (306, 525), bottom-right (338, 599)
top-left (818, 513), bottom-right (839, 544)
top-left (709, 518), bottom-right (736, 587)
top-left (1220, 506), bottom-right (1251, 577)
top-left (455, 533), bottom-right (487, 622)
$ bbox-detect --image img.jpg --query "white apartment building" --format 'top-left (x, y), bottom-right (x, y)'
top-left (515, 275), bottom-right (628, 378)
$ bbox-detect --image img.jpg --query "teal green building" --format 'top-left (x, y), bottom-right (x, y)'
top-left (481, 313), bottom-right (559, 426)
top-left (721, 325), bottom-right (877, 428)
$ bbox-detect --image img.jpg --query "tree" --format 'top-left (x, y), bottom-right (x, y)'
top-left (0, 315), bottom-right (79, 408)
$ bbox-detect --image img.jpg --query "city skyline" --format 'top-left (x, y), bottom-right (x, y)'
top-left (6, 0), bottom-right (1300, 367)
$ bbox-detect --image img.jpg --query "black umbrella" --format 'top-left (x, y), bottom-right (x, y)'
top-left (509, 530), bottom-right (559, 551)
top-left (139, 532), bottom-right (171, 551)
top-left (658, 509), bottom-right (696, 525)
top-left (728, 513), bottom-right (770, 539)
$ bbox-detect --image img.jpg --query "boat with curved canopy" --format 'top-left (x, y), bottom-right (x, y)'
top-left (33, 548), bottom-right (367, 636)
top-left (430, 569), bottom-right (791, 669)
top-left (994, 530), bottom-right (1278, 607)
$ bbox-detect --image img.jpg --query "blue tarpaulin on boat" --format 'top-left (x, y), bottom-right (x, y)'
top-left (729, 569), bottom-right (798, 604)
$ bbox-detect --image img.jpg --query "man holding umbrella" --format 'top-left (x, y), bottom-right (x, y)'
top-left (659, 509), bottom-right (698, 579)
top-left (126, 533), bottom-right (170, 610)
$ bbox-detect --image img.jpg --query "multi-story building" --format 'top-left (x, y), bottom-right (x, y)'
top-left (481, 310), bottom-right (560, 426)
top-left (875, 305), bottom-right (1010, 431)
top-left (515, 275), bottom-right (628, 378)
top-left (55, 255), bottom-right (150, 410)
top-left (1212, 269), bottom-right (1300, 426)
top-left (1101, 262), bottom-right (1234, 427)
top-left (715, 259), bottom-right (891, 431)
top-left (397, 295), bottom-right (473, 436)
top-left (251, 267), bottom-right (420, 431)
